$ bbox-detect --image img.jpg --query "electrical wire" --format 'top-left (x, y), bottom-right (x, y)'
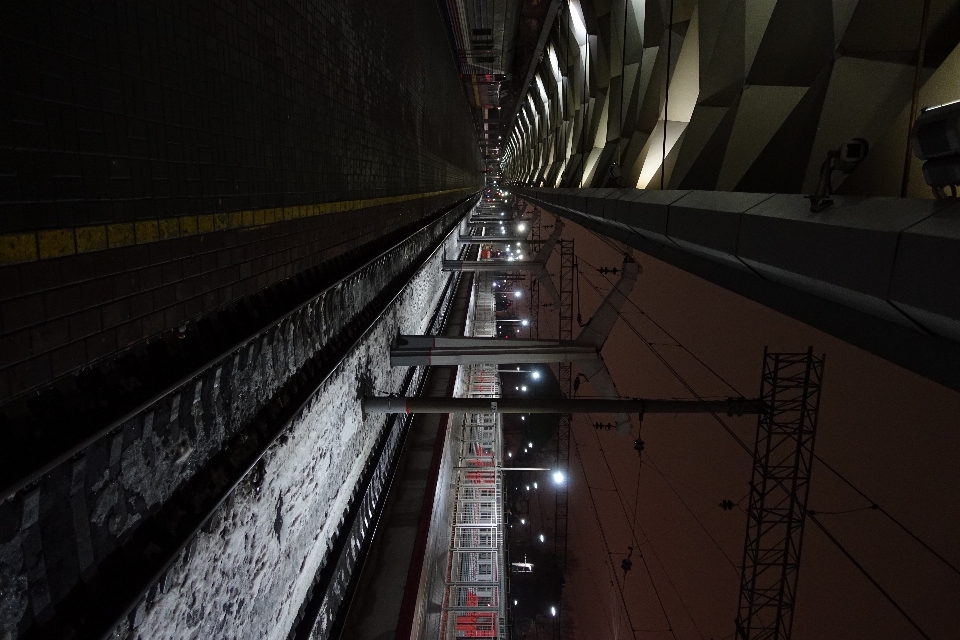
top-left (808, 513), bottom-right (932, 640)
top-left (579, 250), bottom-right (741, 396)
top-left (580, 250), bottom-right (960, 581)
top-left (572, 428), bottom-right (641, 640)
top-left (642, 453), bottom-right (740, 576)
top-left (574, 249), bottom-right (948, 636)
top-left (576, 268), bottom-right (753, 456)
top-left (584, 415), bottom-right (701, 640)
top-left (813, 456), bottom-right (960, 580)
top-left (571, 509), bottom-right (619, 639)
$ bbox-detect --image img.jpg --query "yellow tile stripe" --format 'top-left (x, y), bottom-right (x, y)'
top-left (0, 188), bottom-right (476, 266)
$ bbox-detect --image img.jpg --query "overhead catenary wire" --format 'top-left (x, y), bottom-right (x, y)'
top-left (641, 452), bottom-right (740, 575)
top-left (566, 239), bottom-right (949, 636)
top-left (571, 510), bottom-right (620, 639)
top-left (578, 245), bottom-right (960, 581)
top-left (527, 208), bottom-right (950, 636)
top-left (575, 267), bottom-right (753, 456)
top-left (572, 429), bottom-right (642, 640)
top-left (808, 513), bottom-right (932, 640)
top-left (584, 414), bottom-right (703, 640)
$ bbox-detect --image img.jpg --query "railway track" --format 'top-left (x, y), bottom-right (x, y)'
top-left (288, 257), bottom-right (468, 640)
top-left (2, 195), bottom-right (476, 639)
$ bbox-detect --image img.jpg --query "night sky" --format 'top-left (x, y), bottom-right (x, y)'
top-left (520, 207), bottom-right (960, 640)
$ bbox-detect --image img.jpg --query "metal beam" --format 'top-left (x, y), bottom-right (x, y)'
top-left (390, 337), bottom-right (596, 366)
top-left (364, 396), bottom-right (762, 415)
top-left (442, 260), bottom-right (541, 272)
top-left (458, 234), bottom-right (527, 244)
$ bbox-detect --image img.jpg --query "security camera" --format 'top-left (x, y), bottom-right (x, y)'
top-left (807, 138), bottom-right (870, 212)
top-left (911, 100), bottom-right (960, 199)
top-left (839, 139), bottom-right (868, 163)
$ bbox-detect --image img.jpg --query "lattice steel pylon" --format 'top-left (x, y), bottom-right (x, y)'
top-left (736, 348), bottom-right (825, 640)
top-left (554, 239), bottom-right (574, 638)
top-left (530, 205), bottom-right (542, 340)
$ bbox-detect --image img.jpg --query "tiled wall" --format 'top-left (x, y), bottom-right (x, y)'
top-left (0, 0), bottom-right (483, 400)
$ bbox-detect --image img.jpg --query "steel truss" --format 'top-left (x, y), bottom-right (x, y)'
top-left (736, 348), bottom-right (825, 640)
top-left (530, 204), bottom-right (542, 340)
top-left (554, 239), bottom-right (574, 637)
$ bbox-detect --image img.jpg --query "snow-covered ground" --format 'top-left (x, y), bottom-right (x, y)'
top-left (125, 227), bottom-right (461, 639)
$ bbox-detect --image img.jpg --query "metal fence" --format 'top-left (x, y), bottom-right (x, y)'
top-left (440, 273), bottom-right (508, 639)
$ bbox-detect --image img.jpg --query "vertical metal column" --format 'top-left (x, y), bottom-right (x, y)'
top-left (531, 205), bottom-right (542, 340)
top-left (736, 348), bottom-right (825, 640)
top-left (555, 239), bottom-right (574, 636)
top-left (530, 276), bottom-right (540, 340)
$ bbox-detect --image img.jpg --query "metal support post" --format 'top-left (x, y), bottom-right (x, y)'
top-left (443, 260), bottom-right (542, 272)
top-left (389, 337), bottom-right (597, 366)
top-left (363, 396), bottom-right (764, 415)
top-left (555, 238), bottom-right (574, 593)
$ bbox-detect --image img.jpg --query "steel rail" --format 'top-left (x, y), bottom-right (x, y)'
top-left (22, 197), bottom-right (477, 640)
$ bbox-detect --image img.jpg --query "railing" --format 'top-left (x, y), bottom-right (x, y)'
top-left (440, 272), bottom-right (507, 639)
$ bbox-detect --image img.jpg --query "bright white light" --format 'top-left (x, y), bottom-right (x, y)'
top-left (521, 319), bottom-right (529, 326)
top-left (518, 254), bottom-right (524, 259)
top-left (532, 371), bottom-right (541, 379)
top-left (521, 518), bottom-right (526, 524)
top-left (521, 416), bottom-right (525, 421)
top-left (516, 366), bottom-right (521, 371)
top-left (552, 471), bottom-right (565, 485)
top-left (515, 386), bottom-right (519, 390)
top-left (528, 442), bottom-right (533, 448)
top-left (518, 224), bottom-right (526, 231)
top-left (533, 482), bottom-right (538, 489)
top-left (539, 534), bottom-right (545, 542)
top-left (514, 291), bottom-right (521, 298)
top-left (521, 385), bottom-right (527, 391)
top-left (551, 606), bottom-right (557, 616)
top-left (508, 452), bottom-right (512, 457)
top-left (516, 242), bottom-right (521, 247)
top-left (514, 599), bottom-right (518, 605)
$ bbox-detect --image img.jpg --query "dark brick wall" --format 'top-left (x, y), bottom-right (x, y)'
top-left (0, 0), bottom-right (481, 232)
top-left (0, 0), bottom-right (483, 400)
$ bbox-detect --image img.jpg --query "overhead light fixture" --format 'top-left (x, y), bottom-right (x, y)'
top-left (912, 100), bottom-right (960, 199)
